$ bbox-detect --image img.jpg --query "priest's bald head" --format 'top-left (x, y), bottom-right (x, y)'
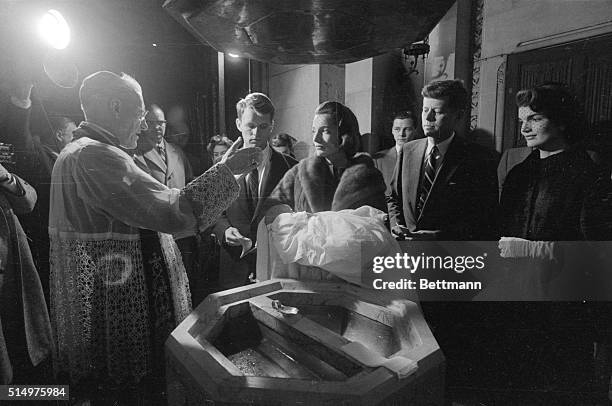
top-left (79, 71), bottom-right (148, 149)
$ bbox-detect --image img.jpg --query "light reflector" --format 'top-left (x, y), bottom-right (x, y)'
top-left (38, 9), bottom-right (70, 50)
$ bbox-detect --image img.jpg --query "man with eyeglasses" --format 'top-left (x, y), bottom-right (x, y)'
top-left (135, 104), bottom-right (193, 188)
top-left (135, 104), bottom-right (196, 301)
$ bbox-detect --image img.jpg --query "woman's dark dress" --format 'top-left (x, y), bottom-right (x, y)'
top-left (496, 147), bottom-right (612, 399)
top-left (501, 148), bottom-right (610, 241)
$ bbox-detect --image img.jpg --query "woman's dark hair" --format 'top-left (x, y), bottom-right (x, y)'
top-left (516, 82), bottom-right (585, 144)
top-left (271, 133), bottom-right (295, 149)
top-left (314, 101), bottom-right (361, 157)
top-left (206, 135), bottom-right (233, 154)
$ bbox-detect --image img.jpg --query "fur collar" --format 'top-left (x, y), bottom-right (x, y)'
top-left (298, 154), bottom-right (386, 212)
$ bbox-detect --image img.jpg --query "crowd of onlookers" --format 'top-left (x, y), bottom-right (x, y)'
top-left (1, 61), bottom-right (612, 405)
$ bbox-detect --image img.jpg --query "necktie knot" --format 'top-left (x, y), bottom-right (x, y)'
top-left (430, 145), bottom-right (439, 161)
top-left (332, 165), bottom-right (343, 181)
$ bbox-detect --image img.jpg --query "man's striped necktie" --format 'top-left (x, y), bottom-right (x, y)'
top-left (416, 145), bottom-right (439, 216)
top-left (157, 144), bottom-right (166, 165)
top-left (246, 168), bottom-right (259, 211)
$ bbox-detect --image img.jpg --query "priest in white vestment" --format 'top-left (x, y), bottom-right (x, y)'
top-left (48, 71), bottom-right (261, 391)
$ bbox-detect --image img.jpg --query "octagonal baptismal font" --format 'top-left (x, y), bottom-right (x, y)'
top-left (166, 279), bottom-right (444, 405)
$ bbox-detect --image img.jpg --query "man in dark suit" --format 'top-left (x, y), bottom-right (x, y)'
top-left (373, 111), bottom-right (419, 193)
top-left (388, 80), bottom-right (499, 241)
top-left (213, 93), bottom-right (297, 289)
top-left (134, 104), bottom-right (193, 188)
top-left (134, 104), bottom-right (199, 299)
top-left (388, 79), bottom-right (500, 389)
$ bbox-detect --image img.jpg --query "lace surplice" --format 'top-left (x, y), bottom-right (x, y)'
top-left (49, 136), bottom-right (239, 385)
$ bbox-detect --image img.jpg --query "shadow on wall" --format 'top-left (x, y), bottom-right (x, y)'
top-left (374, 51), bottom-right (421, 152)
top-left (360, 133), bottom-right (378, 155)
top-left (293, 141), bottom-right (312, 161)
top-left (469, 127), bottom-right (495, 150)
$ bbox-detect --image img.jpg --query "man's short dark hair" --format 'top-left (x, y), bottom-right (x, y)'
top-left (421, 80), bottom-right (468, 111)
top-left (236, 92), bottom-right (275, 120)
top-left (393, 111), bottom-right (418, 124)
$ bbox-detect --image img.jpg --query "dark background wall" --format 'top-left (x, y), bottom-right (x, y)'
top-left (222, 55), bottom-right (249, 141)
top-left (372, 51), bottom-right (421, 151)
top-left (0, 0), bottom-right (221, 170)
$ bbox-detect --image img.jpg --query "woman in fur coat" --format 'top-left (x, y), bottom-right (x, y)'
top-left (265, 101), bottom-right (386, 214)
top-left (260, 101), bottom-right (387, 282)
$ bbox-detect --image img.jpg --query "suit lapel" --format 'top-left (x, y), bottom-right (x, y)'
top-left (386, 148), bottom-right (397, 175)
top-left (232, 174), bottom-right (252, 228)
top-left (134, 154), bottom-right (149, 174)
top-left (434, 136), bottom-right (465, 190)
top-left (389, 147), bottom-right (397, 160)
top-left (419, 136), bottom-right (465, 219)
top-left (165, 143), bottom-right (177, 183)
top-left (143, 148), bottom-right (168, 175)
top-left (259, 149), bottom-right (280, 201)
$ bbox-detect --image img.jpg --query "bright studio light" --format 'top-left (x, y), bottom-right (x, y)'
top-left (38, 9), bottom-right (70, 50)
top-left (227, 52), bottom-right (240, 58)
